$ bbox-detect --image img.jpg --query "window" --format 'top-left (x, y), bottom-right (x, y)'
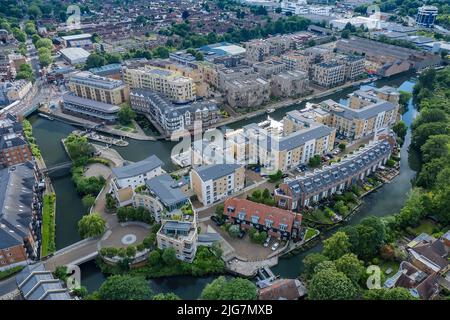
top-left (238, 212), bottom-right (246, 220)
top-left (265, 219), bottom-right (273, 228)
top-left (279, 223), bottom-right (287, 232)
top-left (251, 215), bottom-right (260, 224)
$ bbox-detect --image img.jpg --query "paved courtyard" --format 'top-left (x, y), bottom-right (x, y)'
top-left (84, 163), bottom-right (111, 179)
top-left (99, 223), bottom-right (150, 249)
top-left (203, 220), bottom-right (275, 261)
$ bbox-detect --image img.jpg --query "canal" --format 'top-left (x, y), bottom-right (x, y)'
top-left (29, 73), bottom-right (417, 299)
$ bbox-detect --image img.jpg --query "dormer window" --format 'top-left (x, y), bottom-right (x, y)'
top-left (251, 215), bottom-right (260, 224)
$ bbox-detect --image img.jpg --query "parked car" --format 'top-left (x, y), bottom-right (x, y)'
top-left (271, 242), bottom-right (280, 251)
top-left (281, 173), bottom-right (289, 178)
top-left (263, 236), bottom-right (271, 247)
top-left (211, 215), bottom-right (224, 226)
top-left (238, 230), bottom-right (246, 239)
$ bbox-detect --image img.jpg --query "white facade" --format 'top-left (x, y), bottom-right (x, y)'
top-left (115, 166), bottom-right (163, 190)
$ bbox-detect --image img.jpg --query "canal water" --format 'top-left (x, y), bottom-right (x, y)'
top-left (29, 73), bottom-right (417, 298)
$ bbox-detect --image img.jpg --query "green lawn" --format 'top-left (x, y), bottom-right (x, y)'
top-left (306, 209), bottom-right (333, 224)
top-left (409, 220), bottom-right (436, 236)
top-left (0, 266), bottom-right (24, 281)
top-left (378, 260), bottom-right (400, 284)
top-left (114, 122), bottom-right (136, 133)
top-left (41, 193), bottom-right (56, 258)
top-left (304, 227), bottom-right (319, 241)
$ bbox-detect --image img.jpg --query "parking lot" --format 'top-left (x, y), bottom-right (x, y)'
top-left (204, 219), bottom-right (280, 261)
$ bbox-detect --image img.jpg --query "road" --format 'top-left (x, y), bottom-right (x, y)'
top-left (0, 276), bottom-right (18, 297)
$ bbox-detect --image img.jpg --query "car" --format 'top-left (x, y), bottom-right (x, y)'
top-left (238, 230), bottom-right (246, 239)
top-left (281, 173), bottom-right (289, 178)
top-left (263, 236), bottom-right (271, 247)
top-left (211, 215), bottom-right (224, 226)
top-left (271, 242), bottom-right (280, 251)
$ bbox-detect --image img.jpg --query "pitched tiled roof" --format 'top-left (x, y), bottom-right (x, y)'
top-left (258, 279), bottom-right (304, 300)
top-left (224, 198), bottom-right (298, 232)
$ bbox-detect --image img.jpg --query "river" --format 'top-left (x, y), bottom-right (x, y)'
top-left (29, 73), bottom-right (417, 299)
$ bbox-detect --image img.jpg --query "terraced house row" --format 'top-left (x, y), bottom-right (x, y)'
top-left (275, 139), bottom-right (393, 211)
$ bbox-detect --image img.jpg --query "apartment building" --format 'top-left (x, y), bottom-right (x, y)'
top-left (190, 164), bottom-right (245, 206)
top-left (0, 161), bottom-right (44, 269)
top-left (224, 77), bottom-right (270, 108)
top-left (252, 60), bottom-right (287, 79)
top-left (0, 133), bottom-right (33, 167)
top-left (281, 47), bottom-right (333, 73)
top-left (312, 62), bottom-right (346, 88)
top-left (123, 65), bottom-right (196, 103)
top-left (335, 54), bottom-right (366, 80)
top-left (111, 155), bottom-right (164, 206)
top-left (320, 93), bottom-right (399, 141)
top-left (243, 120), bottom-right (335, 172)
top-left (223, 198), bottom-right (302, 241)
top-left (62, 93), bottom-right (120, 124)
top-left (271, 70), bottom-right (309, 98)
top-left (130, 89), bottom-right (219, 136)
top-left (245, 37), bottom-right (293, 62)
top-left (157, 220), bottom-right (198, 262)
top-left (68, 71), bottom-right (129, 105)
top-left (151, 59), bottom-right (211, 98)
top-left (0, 114), bottom-right (33, 168)
top-left (133, 173), bottom-right (189, 222)
top-left (275, 139), bottom-right (392, 210)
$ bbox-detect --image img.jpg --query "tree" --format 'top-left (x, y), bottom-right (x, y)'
top-left (416, 158), bottom-right (448, 189)
top-left (118, 105), bottom-right (136, 125)
top-left (153, 46), bottom-right (169, 58)
top-left (338, 143), bottom-right (346, 151)
top-left (200, 276), bottom-right (258, 300)
top-left (392, 121), bottom-right (407, 142)
top-left (182, 10), bottom-right (190, 20)
top-left (420, 134), bottom-right (449, 163)
top-left (12, 28), bottom-right (26, 42)
top-left (38, 47), bottom-right (53, 67)
top-left (147, 250), bottom-right (161, 266)
top-left (398, 91), bottom-right (412, 108)
top-left (72, 286), bottom-right (89, 299)
top-left (35, 38), bottom-right (53, 50)
top-left (303, 253), bottom-right (329, 279)
top-left (105, 192), bottom-right (117, 212)
top-left (97, 275), bottom-right (152, 300)
top-left (65, 134), bottom-right (94, 161)
top-left (15, 64), bottom-right (34, 82)
top-left (24, 21), bottom-right (36, 35)
top-left (152, 292), bottom-right (181, 300)
top-left (334, 200), bottom-right (349, 216)
top-left (363, 288), bottom-right (417, 300)
top-left (82, 194), bottom-right (96, 209)
top-left (412, 122), bottom-right (449, 150)
top-left (322, 231), bottom-right (351, 260)
top-left (308, 155), bottom-right (321, 168)
top-left (215, 203), bottom-right (225, 219)
top-left (78, 213), bottom-right (106, 238)
top-left (334, 253), bottom-right (365, 285)
top-left (314, 260), bottom-right (337, 274)
top-left (85, 53), bottom-right (107, 69)
top-left (228, 224), bottom-right (240, 238)
top-left (308, 269), bottom-right (358, 300)
top-left (162, 248), bottom-right (178, 265)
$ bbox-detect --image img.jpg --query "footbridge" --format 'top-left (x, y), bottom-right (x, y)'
top-left (42, 238), bottom-right (99, 271)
